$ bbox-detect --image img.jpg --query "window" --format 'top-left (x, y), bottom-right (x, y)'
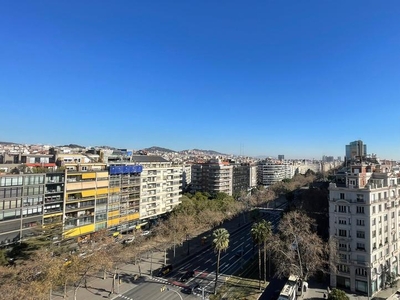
top-left (356, 206), bottom-right (365, 214)
top-left (378, 193), bottom-right (381, 200)
top-left (379, 204), bottom-right (382, 212)
top-left (338, 265), bottom-right (350, 273)
top-left (340, 193), bottom-right (345, 199)
top-left (355, 268), bottom-right (367, 276)
top-left (339, 229), bottom-right (347, 237)
top-left (356, 219), bottom-right (365, 226)
top-left (372, 230), bottom-right (376, 238)
top-left (339, 218), bottom-right (347, 225)
top-left (372, 218), bottom-right (376, 225)
top-left (338, 205), bottom-right (347, 213)
top-left (339, 243), bottom-right (347, 250)
top-left (357, 194), bottom-right (364, 202)
top-left (357, 231), bottom-right (365, 238)
top-left (373, 206), bottom-right (376, 213)
top-left (384, 215), bottom-right (388, 221)
top-left (357, 243), bottom-right (366, 251)
top-left (373, 242), bottom-right (376, 249)
top-left (356, 255), bottom-right (365, 263)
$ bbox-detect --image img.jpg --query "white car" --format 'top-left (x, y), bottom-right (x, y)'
top-left (122, 237), bottom-right (135, 244)
top-left (140, 230), bottom-right (151, 236)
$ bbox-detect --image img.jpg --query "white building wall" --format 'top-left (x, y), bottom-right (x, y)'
top-left (329, 173), bottom-right (400, 296)
top-left (139, 163), bottom-right (182, 221)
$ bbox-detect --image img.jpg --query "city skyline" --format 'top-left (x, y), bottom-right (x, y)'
top-left (1, 1), bottom-right (400, 159)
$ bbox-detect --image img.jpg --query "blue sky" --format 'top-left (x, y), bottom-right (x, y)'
top-left (1, 1), bottom-right (400, 159)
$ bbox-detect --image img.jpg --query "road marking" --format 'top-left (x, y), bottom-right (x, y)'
top-left (117, 295), bottom-right (134, 300)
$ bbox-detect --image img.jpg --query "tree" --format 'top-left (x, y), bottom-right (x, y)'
top-left (212, 228), bottom-right (230, 295)
top-left (261, 220), bottom-right (273, 283)
top-left (251, 220), bottom-right (272, 289)
top-left (251, 221), bottom-right (264, 290)
top-left (270, 211), bottom-right (327, 281)
top-left (328, 288), bottom-right (349, 300)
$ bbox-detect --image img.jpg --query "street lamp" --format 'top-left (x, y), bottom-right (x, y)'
top-left (150, 250), bottom-right (153, 276)
top-left (186, 234), bottom-right (190, 255)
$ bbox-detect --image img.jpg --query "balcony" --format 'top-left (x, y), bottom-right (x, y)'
top-left (45, 195), bottom-right (63, 203)
top-left (67, 195), bottom-right (96, 202)
top-left (44, 207), bottom-right (62, 214)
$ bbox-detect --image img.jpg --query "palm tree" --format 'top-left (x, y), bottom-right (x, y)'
top-left (212, 228), bottom-right (230, 295)
top-left (251, 220), bottom-right (271, 290)
top-left (261, 220), bottom-right (272, 283)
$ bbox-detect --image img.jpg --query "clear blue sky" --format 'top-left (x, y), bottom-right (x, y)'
top-left (1, 1), bottom-right (400, 159)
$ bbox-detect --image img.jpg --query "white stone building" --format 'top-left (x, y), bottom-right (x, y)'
top-left (130, 156), bottom-right (182, 223)
top-left (257, 161), bottom-right (294, 187)
top-left (329, 163), bottom-right (400, 296)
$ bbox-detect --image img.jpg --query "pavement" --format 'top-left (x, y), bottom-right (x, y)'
top-left (302, 278), bottom-right (400, 300)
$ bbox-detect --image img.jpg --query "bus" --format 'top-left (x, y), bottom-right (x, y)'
top-left (277, 275), bottom-right (299, 300)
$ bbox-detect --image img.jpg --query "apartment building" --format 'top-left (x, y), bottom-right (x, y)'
top-left (108, 165), bottom-right (142, 233)
top-left (130, 155), bottom-right (182, 225)
top-left (0, 173), bottom-right (46, 245)
top-left (232, 164), bottom-right (250, 196)
top-left (64, 162), bottom-right (110, 240)
top-left (346, 140), bottom-right (367, 162)
top-left (191, 159), bottom-right (234, 196)
top-left (257, 160), bottom-right (294, 187)
top-left (181, 163), bottom-right (192, 192)
top-left (329, 163), bottom-right (400, 296)
top-left (249, 164), bottom-right (258, 189)
top-left (43, 172), bottom-right (65, 228)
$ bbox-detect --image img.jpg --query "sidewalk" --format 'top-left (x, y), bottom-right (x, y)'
top-left (51, 212), bottom-right (252, 300)
top-left (303, 280), bottom-right (368, 300)
top-left (303, 278), bottom-right (400, 300)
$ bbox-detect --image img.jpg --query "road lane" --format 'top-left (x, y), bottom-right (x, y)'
top-left (119, 209), bottom-right (284, 299)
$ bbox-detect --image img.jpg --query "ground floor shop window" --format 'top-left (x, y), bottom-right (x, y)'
top-left (355, 280), bottom-right (367, 293)
top-left (337, 276), bottom-right (350, 289)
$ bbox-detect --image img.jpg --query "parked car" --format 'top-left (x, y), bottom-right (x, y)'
top-left (156, 264), bottom-right (173, 277)
top-left (181, 283), bottom-right (200, 295)
top-left (122, 237), bottom-right (135, 244)
top-left (178, 270), bottom-right (195, 282)
top-left (235, 249), bottom-right (244, 258)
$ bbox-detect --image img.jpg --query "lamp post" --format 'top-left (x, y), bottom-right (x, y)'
top-left (150, 250), bottom-right (153, 276)
top-left (186, 234), bottom-right (190, 256)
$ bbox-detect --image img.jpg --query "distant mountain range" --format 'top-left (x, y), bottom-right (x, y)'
top-left (0, 142), bottom-right (227, 156)
top-left (143, 146), bottom-right (226, 156)
top-left (0, 141), bottom-right (18, 145)
top-left (58, 144), bottom-right (86, 149)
